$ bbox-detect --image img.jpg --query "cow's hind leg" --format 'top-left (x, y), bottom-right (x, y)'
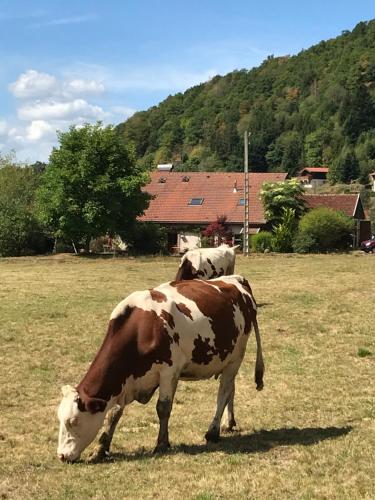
top-left (89, 404), bottom-right (124, 462)
top-left (221, 383), bottom-right (237, 433)
top-left (154, 373), bottom-right (178, 453)
top-left (205, 369), bottom-right (236, 442)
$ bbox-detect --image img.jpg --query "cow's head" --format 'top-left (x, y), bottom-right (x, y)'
top-left (57, 385), bottom-right (107, 462)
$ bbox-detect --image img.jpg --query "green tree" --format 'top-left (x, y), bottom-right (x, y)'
top-left (329, 147), bottom-right (359, 184)
top-left (260, 179), bottom-right (306, 226)
top-left (37, 123), bottom-right (150, 251)
top-left (304, 128), bottom-right (330, 166)
top-left (339, 80), bottom-right (375, 143)
top-left (0, 157), bottom-right (49, 256)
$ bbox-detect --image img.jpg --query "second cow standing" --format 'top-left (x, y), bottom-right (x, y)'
top-left (175, 244), bottom-right (239, 281)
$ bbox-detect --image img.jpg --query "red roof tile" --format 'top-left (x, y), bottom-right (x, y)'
top-left (141, 171), bottom-right (288, 225)
top-left (304, 194), bottom-right (359, 217)
top-left (300, 167), bottom-right (329, 174)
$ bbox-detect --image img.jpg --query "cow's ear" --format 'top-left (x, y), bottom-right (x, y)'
top-left (86, 397), bottom-right (107, 414)
top-left (61, 385), bottom-right (76, 397)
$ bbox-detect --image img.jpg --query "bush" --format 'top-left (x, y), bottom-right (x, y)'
top-left (293, 208), bottom-right (354, 253)
top-left (271, 207), bottom-right (297, 253)
top-left (126, 222), bottom-right (167, 255)
top-left (251, 231), bottom-right (273, 252)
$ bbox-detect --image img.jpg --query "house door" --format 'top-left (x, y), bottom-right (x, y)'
top-left (167, 232), bottom-right (178, 253)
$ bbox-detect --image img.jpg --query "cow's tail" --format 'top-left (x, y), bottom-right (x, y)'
top-left (253, 317), bottom-right (264, 391)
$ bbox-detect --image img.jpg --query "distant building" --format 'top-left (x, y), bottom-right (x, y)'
top-left (304, 193), bottom-right (371, 245)
top-left (297, 167), bottom-right (329, 189)
top-left (304, 193), bottom-right (365, 219)
top-left (141, 171), bottom-right (287, 252)
top-left (156, 163), bottom-right (174, 172)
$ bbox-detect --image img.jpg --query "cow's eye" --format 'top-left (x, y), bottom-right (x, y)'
top-left (69, 417), bottom-right (79, 426)
top-left (65, 417), bottom-right (78, 428)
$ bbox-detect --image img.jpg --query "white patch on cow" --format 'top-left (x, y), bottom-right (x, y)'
top-left (57, 385), bottom-right (108, 462)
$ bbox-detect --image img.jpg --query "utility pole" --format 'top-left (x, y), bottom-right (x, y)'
top-left (243, 130), bottom-right (249, 255)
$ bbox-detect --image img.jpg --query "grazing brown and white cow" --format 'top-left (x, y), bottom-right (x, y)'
top-left (57, 275), bottom-right (264, 463)
top-left (175, 244), bottom-right (239, 281)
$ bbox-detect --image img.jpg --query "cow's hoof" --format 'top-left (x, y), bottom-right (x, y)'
top-left (153, 442), bottom-right (170, 454)
top-left (221, 419), bottom-right (237, 434)
top-left (88, 448), bottom-right (110, 463)
top-left (221, 425), bottom-right (236, 434)
top-left (205, 429), bottom-right (220, 443)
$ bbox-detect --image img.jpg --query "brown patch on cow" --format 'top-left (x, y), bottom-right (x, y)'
top-left (212, 279), bottom-right (255, 335)
top-left (175, 302), bottom-right (193, 320)
top-left (149, 290), bottom-right (167, 302)
top-left (192, 334), bottom-right (216, 364)
top-left (77, 307), bottom-right (173, 403)
top-left (173, 332), bottom-right (180, 344)
top-left (160, 309), bottom-right (175, 329)
top-left (175, 259), bottom-right (198, 281)
top-left (175, 279), bottom-right (256, 362)
top-left (206, 258), bottom-right (218, 277)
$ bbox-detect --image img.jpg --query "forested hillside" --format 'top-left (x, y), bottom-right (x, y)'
top-left (117, 20), bottom-right (375, 183)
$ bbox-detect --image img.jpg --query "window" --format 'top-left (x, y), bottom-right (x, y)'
top-left (238, 198), bottom-right (245, 206)
top-left (188, 198), bottom-right (204, 205)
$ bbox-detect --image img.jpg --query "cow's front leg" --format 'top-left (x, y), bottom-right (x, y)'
top-left (89, 404), bottom-right (124, 462)
top-left (205, 373), bottom-right (235, 442)
top-left (221, 383), bottom-right (237, 433)
top-left (153, 373), bottom-right (178, 453)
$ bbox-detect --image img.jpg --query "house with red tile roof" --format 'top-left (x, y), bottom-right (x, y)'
top-left (304, 193), bottom-right (365, 219)
top-left (141, 171), bottom-right (287, 251)
top-left (304, 193), bottom-right (371, 244)
top-left (297, 167), bottom-right (329, 189)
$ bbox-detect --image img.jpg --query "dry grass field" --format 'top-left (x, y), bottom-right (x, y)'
top-left (0, 252), bottom-right (374, 499)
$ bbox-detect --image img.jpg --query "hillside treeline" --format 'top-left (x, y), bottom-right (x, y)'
top-left (117, 20), bottom-right (375, 183)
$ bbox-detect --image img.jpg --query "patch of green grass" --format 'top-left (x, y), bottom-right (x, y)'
top-left (357, 347), bottom-right (372, 357)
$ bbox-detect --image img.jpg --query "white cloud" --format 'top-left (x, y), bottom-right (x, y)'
top-left (26, 120), bottom-right (54, 142)
top-left (10, 70), bottom-right (105, 100)
top-left (18, 98), bottom-right (108, 121)
top-left (31, 14), bottom-right (97, 28)
top-left (10, 70), bottom-right (58, 99)
top-left (64, 79), bottom-right (105, 95)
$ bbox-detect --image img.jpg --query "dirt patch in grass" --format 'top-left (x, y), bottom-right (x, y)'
top-left (0, 253), bottom-right (374, 499)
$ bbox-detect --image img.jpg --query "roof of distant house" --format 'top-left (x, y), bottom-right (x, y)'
top-left (299, 167), bottom-right (329, 174)
top-left (304, 194), bottom-right (361, 217)
top-left (141, 171), bottom-right (288, 225)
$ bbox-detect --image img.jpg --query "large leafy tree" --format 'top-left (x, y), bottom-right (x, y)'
top-left (260, 179), bottom-right (306, 226)
top-left (37, 123), bottom-right (151, 251)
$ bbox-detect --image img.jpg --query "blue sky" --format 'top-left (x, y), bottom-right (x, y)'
top-left (0, 0), bottom-right (374, 161)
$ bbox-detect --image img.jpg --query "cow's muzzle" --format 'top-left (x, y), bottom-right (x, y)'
top-left (58, 453), bottom-right (76, 463)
